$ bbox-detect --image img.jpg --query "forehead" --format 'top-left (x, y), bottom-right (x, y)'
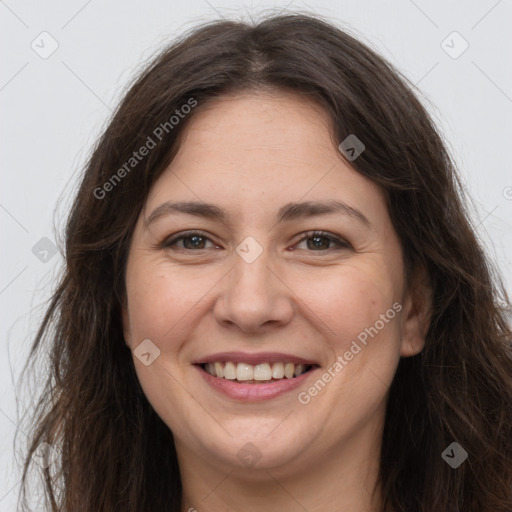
top-left (143, 91), bottom-right (385, 226)
top-left (177, 91), bottom-right (335, 161)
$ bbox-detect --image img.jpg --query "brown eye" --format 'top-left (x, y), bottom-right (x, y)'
top-left (295, 231), bottom-right (351, 252)
top-left (162, 231), bottom-right (216, 250)
top-left (161, 230), bottom-right (351, 253)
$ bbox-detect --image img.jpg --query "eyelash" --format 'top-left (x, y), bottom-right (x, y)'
top-left (160, 230), bottom-right (352, 253)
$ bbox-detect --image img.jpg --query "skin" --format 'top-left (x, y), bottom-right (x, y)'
top-left (122, 91), bottom-right (431, 512)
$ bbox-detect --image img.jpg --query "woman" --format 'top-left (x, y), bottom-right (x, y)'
top-left (18, 12), bottom-right (512, 512)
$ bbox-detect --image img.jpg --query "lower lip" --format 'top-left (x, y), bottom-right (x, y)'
top-left (195, 365), bottom-right (318, 401)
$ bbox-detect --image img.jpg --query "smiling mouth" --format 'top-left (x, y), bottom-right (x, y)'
top-left (199, 361), bottom-right (317, 383)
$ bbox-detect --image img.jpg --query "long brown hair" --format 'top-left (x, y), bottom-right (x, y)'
top-left (17, 11), bottom-right (512, 512)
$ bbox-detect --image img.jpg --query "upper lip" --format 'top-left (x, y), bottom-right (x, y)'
top-left (192, 351), bottom-right (319, 366)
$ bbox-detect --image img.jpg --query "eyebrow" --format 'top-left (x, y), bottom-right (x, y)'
top-left (145, 199), bottom-right (371, 228)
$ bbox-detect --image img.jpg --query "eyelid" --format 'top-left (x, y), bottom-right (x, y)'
top-left (160, 229), bottom-right (352, 252)
top-left (160, 230), bottom-right (219, 249)
top-left (296, 230), bottom-right (352, 250)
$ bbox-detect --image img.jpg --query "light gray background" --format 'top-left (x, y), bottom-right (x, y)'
top-left (1, 0), bottom-right (511, 509)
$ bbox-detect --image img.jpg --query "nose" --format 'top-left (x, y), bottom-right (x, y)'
top-left (212, 247), bottom-right (295, 334)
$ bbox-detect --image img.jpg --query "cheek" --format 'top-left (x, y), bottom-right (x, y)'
top-left (124, 260), bottom-right (210, 429)
top-left (293, 267), bottom-right (402, 428)
top-left (124, 260), bottom-right (216, 345)
top-left (294, 263), bottom-right (399, 352)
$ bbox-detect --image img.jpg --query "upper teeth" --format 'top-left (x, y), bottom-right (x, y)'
top-left (204, 362), bottom-right (310, 381)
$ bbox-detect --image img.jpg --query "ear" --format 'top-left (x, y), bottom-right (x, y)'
top-left (399, 264), bottom-right (432, 357)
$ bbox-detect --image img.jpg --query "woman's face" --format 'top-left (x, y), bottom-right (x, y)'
top-left (122, 91), bottom-right (426, 477)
